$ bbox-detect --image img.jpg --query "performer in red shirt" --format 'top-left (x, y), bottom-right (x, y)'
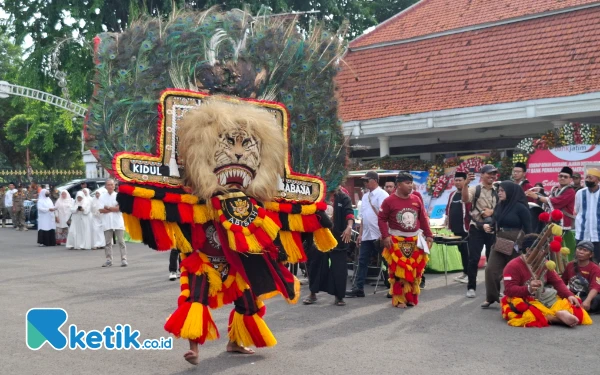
top-left (378, 172), bottom-right (433, 308)
top-left (501, 234), bottom-right (592, 327)
top-left (562, 241), bottom-right (600, 313)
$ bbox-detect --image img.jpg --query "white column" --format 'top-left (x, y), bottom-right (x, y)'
top-left (378, 136), bottom-right (390, 157)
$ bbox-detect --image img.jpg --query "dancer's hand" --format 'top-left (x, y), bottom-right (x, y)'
top-left (582, 299), bottom-right (591, 311)
top-left (426, 237), bottom-right (433, 249)
top-left (568, 296), bottom-right (581, 307)
top-left (341, 226), bottom-right (352, 243)
top-left (383, 236), bottom-right (393, 250)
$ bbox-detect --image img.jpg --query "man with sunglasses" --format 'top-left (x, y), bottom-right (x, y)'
top-left (527, 166), bottom-right (576, 255)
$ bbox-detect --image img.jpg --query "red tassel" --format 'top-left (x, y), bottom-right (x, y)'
top-left (181, 252), bottom-right (203, 274)
top-left (150, 220), bottom-right (173, 250)
top-left (243, 315), bottom-right (267, 348)
top-left (316, 201), bottom-right (327, 211)
top-left (393, 281), bottom-right (403, 296)
top-left (164, 302), bottom-right (192, 337)
top-left (553, 236), bottom-right (563, 243)
top-left (253, 228), bottom-right (272, 248)
top-left (234, 232), bottom-right (249, 252)
top-left (132, 197), bottom-right (152, 220)
top-left (118, 185), bottom-right (135, 195)
top-left (191, 224), bottom-right (207, 250)
top-left (550, 241), bottom-right (562, 253)
top-left (572, 305), bottom-right (584, 324)
top-left (301, 214), bottom-right (321, 232)
top-left (278, 203), bottom-right (293, 213)
top-left (164, 192), bottom-right (182, 203)
top-left (265, 211), bottom-right (281, 227)
top-left (539, 212), bottom-right (551, 223)
top-left (257, 304), bottom-right (266, 318)
top-left (551, 209), bottom-right (563, 222)
top-left (178, 203), bottom-right (194, 224)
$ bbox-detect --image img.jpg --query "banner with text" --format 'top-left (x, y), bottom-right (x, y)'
top-left (527, 145), bottom-right (600, 190)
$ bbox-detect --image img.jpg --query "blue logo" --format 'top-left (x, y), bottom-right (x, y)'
top-left (26, 308), bottom-right (172, 351)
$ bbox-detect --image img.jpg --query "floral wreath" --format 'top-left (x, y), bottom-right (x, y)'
top-left (513, 123), bottom-right (599, 164)
top-left (427, 157), bottom-right (486, 198)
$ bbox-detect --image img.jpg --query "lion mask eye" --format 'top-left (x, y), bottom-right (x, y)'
top-left (226, 137), bottom-right (235, 145)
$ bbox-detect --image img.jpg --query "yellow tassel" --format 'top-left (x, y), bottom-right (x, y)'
top-left (288, 214), bottom-right (305, 232)
top-left (313, 228), bottom-right (337, 251)
top-left (150, 199), bottom-right (166, 220)
top-left (180, 289), bottom-right (190, 298)
top-left (246, 234), bottom-right (262, 253)
top-left (261, 215), bottom-right (282, 240)
top-left (228, 311), bottom-right (277, 348)
top-left (279, 231), bottom-right (303, 263)
top-left (132, 187), bottom-right (155, 199)
top-left (123, 213), bottom-right (143, 241)
top-left (223, 274), bottom-right (235, 288)
top-left (201, 264), bottom-right (223, 297)
top-left (180, 276), bottom-right (189, 285)
top-left (235, 272), bottom-right (250, 291)
top-left (180, 302), bottom-right (219, 341)
top-left (181, 194), bottom-right (199, 205)
top-left (167, 222), bottom-right (193, 254)
top-left (507, 309), bottom-right (537, 327)
top-left (227, 230), bottom-right (237, 251)
top-left (300, 204), bottom-right (317, 215)
top-left (193, 204), bottom-right (212, 224)
top-left (288, 276), bottom-right (301, 304)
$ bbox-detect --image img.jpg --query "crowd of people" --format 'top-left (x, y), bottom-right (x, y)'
top-left (301, 165), bottom-right (600, 328)
top-left (0, 179), bottom-right (127, 268)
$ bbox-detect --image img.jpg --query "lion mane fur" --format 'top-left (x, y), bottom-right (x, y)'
top-left (177, 96), bottom-right (285, 202)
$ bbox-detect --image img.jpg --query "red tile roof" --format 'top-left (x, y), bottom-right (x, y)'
top-left (351, 0), bottom-right (600, 48)
top-left (337, 7), bottom-right (600, 122)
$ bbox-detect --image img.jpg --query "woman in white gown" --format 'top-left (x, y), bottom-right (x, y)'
top-left (91, 191), bottom-right (106, 249)
top-left (66, 191), bottom-right (92, 250)
top-left (54, 190), bottom-right (73, 245)
top-left (37, 189), bottom-right (57, 247)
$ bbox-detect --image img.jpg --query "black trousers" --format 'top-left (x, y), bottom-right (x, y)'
top-left (467, 226), bottom-right (495, 290)
top-left (307, 245), bottom-right (348, 300)
top-left (169, 249), bottom-right (180, 272)
top-left (452, 231), bottom-right (469, 274)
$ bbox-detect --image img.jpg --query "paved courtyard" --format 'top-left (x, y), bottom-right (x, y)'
top-left (1, 228), bottom-right (598, 375)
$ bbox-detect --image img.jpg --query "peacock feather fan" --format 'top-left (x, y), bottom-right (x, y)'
top-left (85, 7), bottom-right (348, 192)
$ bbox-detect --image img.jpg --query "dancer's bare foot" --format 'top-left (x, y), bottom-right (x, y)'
top-left (226, 341), bottom-right (255, 354)
top-left (555, 310), bottom-right (579, 327)
top-left (395, 303), bottom-right (407, 309)
top-left (183, 350), bottom-right (199, 365)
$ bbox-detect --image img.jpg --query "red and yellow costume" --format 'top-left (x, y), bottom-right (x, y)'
top-left (378, 194), bottom-right (433, 306)
top-left (501, 256), bottom-right (592, 327)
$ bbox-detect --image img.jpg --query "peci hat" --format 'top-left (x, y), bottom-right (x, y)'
top-left (360, 171), bottom-right (379, 181)
top-left (576, 241), bottom-right (595, 253)
top-left (514, 162), bottom-right (527, 172)
top-left (454, 171), bottom-right (467, 179)
top-left (480, 164), bottom-right (498, 174)
top-left (560, 166), bottom-right (573, 177)
top-left (573, 172), bottom-right (581, 178)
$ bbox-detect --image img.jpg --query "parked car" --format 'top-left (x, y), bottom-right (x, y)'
top-left (56, 178), bottom-right (107, 199)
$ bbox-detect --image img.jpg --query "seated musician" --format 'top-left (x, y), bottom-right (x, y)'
top-left (501, 234), bottom-right (593, 327)
top-left (562, 241), bottom-right (600, 314)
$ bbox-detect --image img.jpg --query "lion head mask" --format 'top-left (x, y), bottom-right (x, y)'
top-left (177, 97), bottom-right (285, 202)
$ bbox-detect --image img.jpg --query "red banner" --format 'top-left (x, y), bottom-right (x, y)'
top-left (526, 145), bottom-right (600, 190)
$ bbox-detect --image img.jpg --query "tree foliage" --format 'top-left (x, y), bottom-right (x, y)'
top-left (0, 0), bottom-right (417, 170)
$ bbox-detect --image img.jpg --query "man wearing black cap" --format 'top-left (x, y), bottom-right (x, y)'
top-left (462, 165), bottom-right (499, 298)
top-left (346, 171), bottom-right (389, 297)
top-left (527, 166), bottom-right (576, 256)
top-left (445, 172), bottom-right (471, 283)
top-left (562, 241), bottom-right (600, 313)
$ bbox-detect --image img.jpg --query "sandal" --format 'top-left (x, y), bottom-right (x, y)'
top-left (334, 299), bottom-right (346, 306)
top-left (303, 295), bottom-right (317, 305)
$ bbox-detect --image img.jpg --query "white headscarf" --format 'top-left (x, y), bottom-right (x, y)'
top-left (73, 191), bottom-right (91, 213)
top-left (55, 190), bottom-right (73, 227)
top-left (37, 189), bottom-right (53, 211)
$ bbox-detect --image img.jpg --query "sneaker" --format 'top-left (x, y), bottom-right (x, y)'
top-left (23, 227), bottom-right (28, 231)
top-left (420, 278), bottom-right (426, 289)
top-left (102, 260), bottom-right (112, 267)
top-left (169, 272), bottom-right (177, 281)
top-left (454, 274), bottom-right (469, 284)
top-left (121, 260), bottom-right (128, 267)
top-left (176, 271), bottom-right (181, 278)
top-left (345, 289), bottom-right (365, 298)
top-left (466, 289), bottom-right (476, 298)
